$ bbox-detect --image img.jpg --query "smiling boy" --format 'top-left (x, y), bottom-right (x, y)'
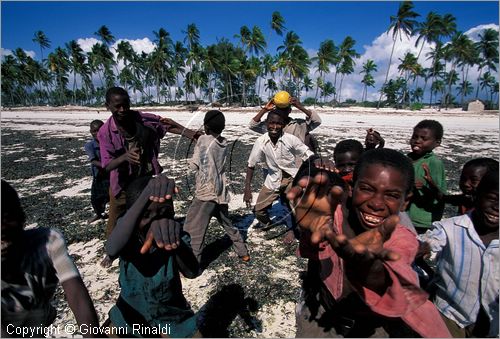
top-left (289, 148), bottom-right (451, 337)
top-left (418, 169), bottom-right (499, 337)
top-left (407, 119), bottom-right (447, 233)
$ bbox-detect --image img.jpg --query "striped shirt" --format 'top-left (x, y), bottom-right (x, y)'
top-left (418, 213), bottom-right (499, 337)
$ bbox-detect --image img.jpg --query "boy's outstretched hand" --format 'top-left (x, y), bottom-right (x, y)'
top-left (287, 172), bottom-right (344, 244)
top-left (140, 218), bottom-right (181, 254)
top-left (147, 174), bottom-right (178, 203)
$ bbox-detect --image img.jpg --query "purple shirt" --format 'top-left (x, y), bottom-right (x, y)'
top-left (98, 111), bottom-right (167, 197)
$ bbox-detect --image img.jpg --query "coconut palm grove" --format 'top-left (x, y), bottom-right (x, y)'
top-left (2, 1), bottom-right (499, 110)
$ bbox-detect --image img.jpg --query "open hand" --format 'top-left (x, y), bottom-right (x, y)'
top-left (243, 189), bottom-right (253, 208)
top-left (313, 158), bottom-right (336, 173)
top-left (262, 99), bottom-right (275, 111)
top-left (140, 218), bottom-right (181, 253)
top-left (287, 172), bottom-right (344, 244)
top-left (125, 147), bottom-right (141, 165)
top-left (326, 215), bottom-right (401, 263)
top-left (147, 174), bottom-right (178, 203)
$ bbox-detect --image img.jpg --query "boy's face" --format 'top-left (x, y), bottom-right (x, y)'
top-left (266, 113), bottom-right (286, 139)
top-left (410, 127), bottom-right (440, 156)
top-left (474, 188), bottom-right (499, 230)
top-left (107, 94), bottom-right (132, 127)
top-left (460, 165), bottom-right (488, 196)
top-left (90, 125), bottom-right (101, 140)
top-left (335, 151), bottom-right (360, 177)
top-left (351, 163), bottom-right (410, 231)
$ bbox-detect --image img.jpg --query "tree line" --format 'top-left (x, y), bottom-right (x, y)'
top-left (2, 2), bottom-right (498, 109)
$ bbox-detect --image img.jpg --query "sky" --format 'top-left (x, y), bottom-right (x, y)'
top-left (2, 1), bottom-right (499, 102)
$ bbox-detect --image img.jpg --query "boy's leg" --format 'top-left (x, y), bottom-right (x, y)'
top-left (254, 186), bottom-right (280, 227)
top-left (183, 199), bottom-right (215, 263)
top-left (93, 177), bottom-right (110, 216)
top-left (106, 189), bottom-right (127, 238)
top-left (216, 204), bottom-right (249, 258)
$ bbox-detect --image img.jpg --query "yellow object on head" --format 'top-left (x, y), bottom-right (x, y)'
top-left (274, 91), bottom-right (291, 108)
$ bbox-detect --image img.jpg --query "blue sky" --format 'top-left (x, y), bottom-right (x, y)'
top-left (2, 1), bottom-right (499, 101)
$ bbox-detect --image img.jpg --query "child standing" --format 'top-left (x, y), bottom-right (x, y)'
top-left (407, 119), bottom-right (447, 233)
top-left (1, 180), bottom-right (99, 337)
top-left (244, 110), bottom-right (315, 231)
top-left (105, 175), bottom-right (200, 337)
top-left (84, 120), bottom-right (110, 223)
top-left (183, 110), bottom-right (249, 265)
top-left (288, 148), bottom-right (451, 337)
top-left (418, 169), bottom-right (498, 337)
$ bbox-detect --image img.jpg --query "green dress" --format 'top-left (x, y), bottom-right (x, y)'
top-left (408, 151), bottom-right (447, 229)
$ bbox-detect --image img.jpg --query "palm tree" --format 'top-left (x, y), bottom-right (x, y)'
top-left (336, 36), bottom-right (359, 103)
top-left (32, 30), bottom-right (51, 62)
top-left (456, 80), bottom-right (473, 104)
top-left (311, 39), bottom-right (337, 106)
top-left (360, 59), bottom-right (377, 102)
top-left (398, 52), bottom-right (419, 105)
top-left (95, 25), bottom-right (115, 46)
top-left (301, 75), bottom-right (313, 98)
top-left (413, 12), bottom-right (440, 61)
top-left (474, 28), bottom-right (499, 99)
top-left (248, 26), bottom-right (267, 56)
top-left (377, 1), bottom-right (420, 108)
top-left (47, 47), bottom-right (70, 105)
top-left (270, 11), bottom-right (286, 36)
top-left (65, 40), bottom-right (86, 104)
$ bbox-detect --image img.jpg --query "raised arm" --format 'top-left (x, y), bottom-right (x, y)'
top-left (160, 117), bottom-right (202, 140)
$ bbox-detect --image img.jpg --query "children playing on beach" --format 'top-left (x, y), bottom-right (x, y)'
top-left (104, 174), bottom-right (200, 337)
top-left (288, 148), bottom-right (451, 337)
top-left (1, 180), bottom-right (100, 337)
top-left (249, 91), bottom-right (321, 152)
top-left (98, 87), bottom-right (199, 267)
top-left (183, 110), bottom-right (250, 266)
top-left (418, 168), bottom-right (499, 337)
top-left (244, 110), bottom-right (315, 236)
top-left (407, 119), bottom-right (447, 233)
top-left (84, 119), bottom-right (110, 223)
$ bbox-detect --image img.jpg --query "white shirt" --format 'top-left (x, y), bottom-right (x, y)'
top-left (418, 213), bottom-right (499, 336)
top-left (248, 132), bottom-right (314, 191)
top-left (249, 111), bottom-right (322, 142)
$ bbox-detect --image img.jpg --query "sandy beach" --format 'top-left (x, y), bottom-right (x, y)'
top-left (1, 105), bottom-right (498, 338)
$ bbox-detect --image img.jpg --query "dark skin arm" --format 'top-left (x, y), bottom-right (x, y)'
top-left (159, 117), bottom-right (203, 140)
top-left (287, 172), bottom-right (400, 295)
top-left (243, 167), bottom-right (255, 208)
top-left (252, 100), bottom-right (275, 122)
top-left (61, 277), bottom-right (99, 338)
top-left (104, 147), bottom-right (141, 172)
top-left (416, 163), bottom-right (444, 200)
top-left (290, 97), bottom-right (313, 118)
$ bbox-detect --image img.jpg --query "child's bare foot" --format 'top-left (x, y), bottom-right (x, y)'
top-left (100, 255), bottom-right (114, 268)
top-left (283, 230), bottom-right (296, 245)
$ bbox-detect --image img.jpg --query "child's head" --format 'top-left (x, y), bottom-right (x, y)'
top-left (351, 149), bottom-right (414, 231)
top-left (1, 180), bottom-right (26, 261)
top-left (365, 129), bottom-right (381, 150)
top-left (266, 110), bottom-right (287, 139)
top-left (410, 119), bottom-right (443, 156)
top-left (460, 158), bottom-right (499, 196)
top-left (90, 120), bottom-right (104, 140)
top-left (334, 139), bottom-right (364, 177)
top-left (203, 110), bottom-right (225, 135)
top-left (473, 168), bottom-right (499, 231)
top-left (105, 87), bottom-right (132, 127)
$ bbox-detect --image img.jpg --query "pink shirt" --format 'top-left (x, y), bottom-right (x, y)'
top-left (298, 205), bottom-right (451, 338)
top-left (98, 111), bottom-right (166, 197)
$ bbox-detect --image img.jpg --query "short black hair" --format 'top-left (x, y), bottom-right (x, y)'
top-left (353, 148), bottom-right (415, 194)
top-left (274, 105), bottom-right (292, 116)
top-left (105, 87), bottom-right (130, 104)
top-left (90, 119), bottom-right (104, 130)
top-left (414, 119), bottom-right (444, 140)
top-left (266, 110), bottom-right (287, 123)
top-left (476, 168), bottom-right (499, 195)
top-left (1, 179), bottom-right (26, 226)
top-left (204, 110), bottom-right (225, 134)
top-left (334, 139), bottom-right (364, 160)
top-left (463, 157), bottom-right (499, 172)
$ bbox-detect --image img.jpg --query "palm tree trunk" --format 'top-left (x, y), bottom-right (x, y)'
top-left (377, 35), bottom-right (397, 109)
top-left (475, 67), bottom-right (483, 99)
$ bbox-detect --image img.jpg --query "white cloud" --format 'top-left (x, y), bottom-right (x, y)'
top-left (1, 48), bottom-right (36, 60)
top-left (76, 38), bottom-right (101, 53)
top-left (464, 24), bottom-right (499, 42)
